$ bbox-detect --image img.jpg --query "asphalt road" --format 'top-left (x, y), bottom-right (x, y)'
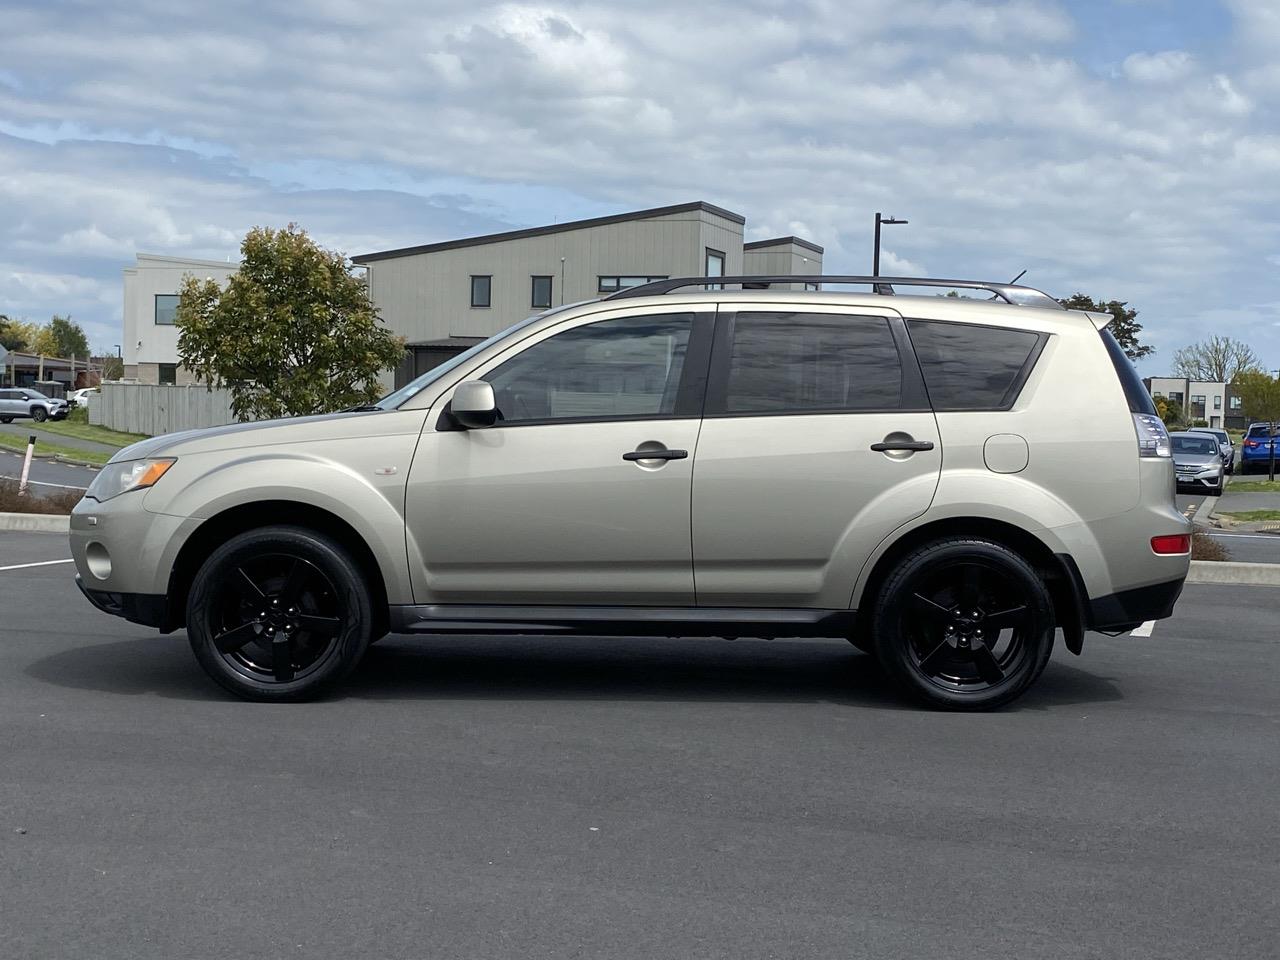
top-left (2, 530), bottom-right (1278, 959)
top-left (0, 449), bottom-right (97, 494)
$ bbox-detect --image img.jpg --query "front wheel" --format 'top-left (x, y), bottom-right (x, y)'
top-left (871, 539), bottom-right (1055, 710)
top-left (0, 416), bottom-right (11, 423)
top-left (31, 406), bottom-right (48, 423)
top-left (186, 526), bottom-right (374, 701)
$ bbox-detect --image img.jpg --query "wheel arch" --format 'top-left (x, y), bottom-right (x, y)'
top-left (165, 500), bottom-right (390, 639)
top-left (852, 516), bottom-right (1087, 655)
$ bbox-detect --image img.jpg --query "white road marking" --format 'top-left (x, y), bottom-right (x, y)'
top-left (0, 474), bottom-right (88, 490)
top-left (1130, 620), bottom-right (1157, 638)
top-left (1203, 532), bottom-right (1280, 541)
top-left (0, 558), bottom-right (75, 572)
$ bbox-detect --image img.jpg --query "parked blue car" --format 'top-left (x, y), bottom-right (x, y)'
top-left (1240, 423), bottom-right (1279, 474)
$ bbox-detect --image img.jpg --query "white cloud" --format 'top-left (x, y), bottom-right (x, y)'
top-left (1123, 50), bottom-right (1195, 83)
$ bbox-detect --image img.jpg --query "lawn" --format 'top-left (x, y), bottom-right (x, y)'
top-left (34, 418), bottom-right (149, 448)
top-left (0, 432), bottom-right (112, 466)
top-left (1224, 479), bottom-right (1280, 494)
top-left (1217, 509), bottom-right (1280, 522)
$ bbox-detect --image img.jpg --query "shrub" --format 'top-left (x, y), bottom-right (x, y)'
top-left (0, 479), bottom-right (81, 515)
top-left (1191, 529), bottom-right (1229, 562)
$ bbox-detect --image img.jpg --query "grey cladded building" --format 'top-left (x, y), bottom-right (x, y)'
top-left (352, 201), bottom-right (824, 387)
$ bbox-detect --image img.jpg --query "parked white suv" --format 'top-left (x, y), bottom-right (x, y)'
top-left (70, 276), bottom-right (1191, 709)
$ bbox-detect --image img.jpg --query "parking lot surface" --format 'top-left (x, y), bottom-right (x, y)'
top-left (2, 531), bottom-right (1278, 959)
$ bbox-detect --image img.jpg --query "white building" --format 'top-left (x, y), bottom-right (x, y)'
top-left (122, 253), bottom-right (237, 383)
top-left (1145, 376), bottom-right (1243, 429)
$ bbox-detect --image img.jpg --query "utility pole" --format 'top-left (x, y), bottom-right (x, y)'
top-left (873, 212), bottom-right (909, 276)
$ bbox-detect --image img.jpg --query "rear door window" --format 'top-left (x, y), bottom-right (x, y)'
top-left (716, 312), bottom-right (906, 414)
top-left (907, 319), bottom-right (1046, 411)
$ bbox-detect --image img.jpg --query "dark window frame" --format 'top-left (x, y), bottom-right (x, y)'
top-left (703, 310), bottom-right (930, 419)
top-left (442, 312), bottom-right (716, 430)
top-left (157, 362), bottom-right (178, 385)
top-left (154, 293), bottom-right (180, 326)
top-left (597, 275), bottom-right (668, 294)
top-left (531, 275), bottom-right (553, 309)
top-left (470, 275), bottom-right (492, 309)
top-left (906, 317), bottom-right (1049, 413)
top-left (704, 248), bottom-right (726, 291)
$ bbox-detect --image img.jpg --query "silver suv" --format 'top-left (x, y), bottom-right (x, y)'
top-left (0, 387), bottom-right (69, 423)
top-left (70, 276), bottom-right (1191, 709)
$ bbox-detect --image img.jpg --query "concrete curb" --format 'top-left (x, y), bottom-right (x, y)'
top-left (1188, 560), bottom-right (1280, 586)
top-left (0, 511), bottom-right (71, 533)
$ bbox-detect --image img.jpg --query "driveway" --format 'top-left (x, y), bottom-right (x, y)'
top-left (2, 530), bottom-right (1278, 960)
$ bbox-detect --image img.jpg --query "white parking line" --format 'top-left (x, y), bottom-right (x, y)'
top-left (0, 475), bottom-right (88, 490)
top-left (1130, 620), bottom-right (1157, 637)
top-left (0, 558), bottom-right (75, 572)
top-left (1203, 532), bottom-right (1280, 541)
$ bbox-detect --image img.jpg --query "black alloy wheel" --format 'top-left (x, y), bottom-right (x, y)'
top-left (872, 539), bottom-right (1054, 710)
top-left (187, 526), bottom-right (373, 701)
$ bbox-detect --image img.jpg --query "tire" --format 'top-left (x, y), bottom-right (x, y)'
top-left (186, 525), bottom-right (374, 702)
top-left (31, 406), bottom-right (48, 423)
top-left (871, 539), bottom-right (1055, 711)
top-left (0, 417), bottom-right (11, 423)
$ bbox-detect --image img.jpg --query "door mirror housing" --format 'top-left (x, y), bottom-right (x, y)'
top-left (452, 380), bottom-right (499, 429)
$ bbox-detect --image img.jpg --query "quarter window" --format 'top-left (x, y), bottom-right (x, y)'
top-left (483, 313), bottom-right (693, 424)
top-left (470, 275), bottom-right (491, 308)
top-left (531, 275), bottom-right (553, 309)
top-left (907, 319), bottom-right (1043, 411)
top-left (155, 294), bottom-right (179, 325)
top-left (722, 312), bottom-right (904, 414)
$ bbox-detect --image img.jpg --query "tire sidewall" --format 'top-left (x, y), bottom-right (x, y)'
top-left (31, 407), bottom-right (47, 422)
top-left (872, 539), bottom-right (1055, 711)
top-left (186, 526), bottom-right (373, 701)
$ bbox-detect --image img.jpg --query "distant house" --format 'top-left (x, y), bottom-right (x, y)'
top-left (0, 351), bottom-right (96, 394)
top-left (1144, 376), bottom-right (1245, 429)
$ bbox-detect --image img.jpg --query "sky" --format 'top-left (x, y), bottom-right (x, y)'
top-left (2, 0), bottom-right (1279, 375)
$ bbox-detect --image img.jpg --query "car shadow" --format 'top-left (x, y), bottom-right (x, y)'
top-left (25, 633), bottom-right (1123, 710)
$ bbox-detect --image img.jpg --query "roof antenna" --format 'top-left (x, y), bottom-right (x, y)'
top-left (1009, 269), bottom-right (1027, 284)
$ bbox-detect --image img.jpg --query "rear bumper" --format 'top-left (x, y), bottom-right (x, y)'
top-left (75, 574), bottom-right (171, 631)
top-left (1086, 577), bottom-right (1186, 633)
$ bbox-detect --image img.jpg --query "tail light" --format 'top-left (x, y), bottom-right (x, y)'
top-left (1245, 439), bottom-right (1260, 448)
top-left (1151, 534), bottom-right (1191, 555)
top-left (1133, 414), bottom-right (1171, 458)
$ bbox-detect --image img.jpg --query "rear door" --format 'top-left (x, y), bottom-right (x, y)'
top-left (691, 305), bottom-right (940, 608)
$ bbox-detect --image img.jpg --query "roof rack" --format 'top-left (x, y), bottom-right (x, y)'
top-left (605, 275), bottom-right (1065, 309)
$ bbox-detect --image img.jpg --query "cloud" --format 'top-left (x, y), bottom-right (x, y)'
top-left (0, 0), bottom-right (1278, 369)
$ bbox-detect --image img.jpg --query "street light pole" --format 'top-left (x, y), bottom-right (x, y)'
top-left (873, 212), bottom-right (909, 276)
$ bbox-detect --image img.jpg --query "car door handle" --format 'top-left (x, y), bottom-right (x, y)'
top-left (870, 440), bottom-right (935, 452)
top-left (623, 448), bottom-right (688, 462)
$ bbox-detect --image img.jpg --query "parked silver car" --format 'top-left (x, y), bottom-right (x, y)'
top-left (1170, 431), bottom-right (1225, 495)
top-left (0, 387), bottom-right (69, 423)
top-left (1188, 426), bottom-right (1234, 475)
top-left (70, 275), bottom-right (1192, 710)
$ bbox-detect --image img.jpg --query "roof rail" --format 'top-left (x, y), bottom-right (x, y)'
top-left (605, 275), bottom-right (1065, 309)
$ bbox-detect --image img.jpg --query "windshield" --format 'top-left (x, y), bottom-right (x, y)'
top-left (1172, 436), bottom-right (1219, 455)
top-left (374, 313), bottom-right (548, 410)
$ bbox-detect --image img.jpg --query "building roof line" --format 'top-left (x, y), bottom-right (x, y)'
top-left (352, 201), bottom-right (747, 264)
top-left (743, 236), bottom-right (825, 255)
top-left (133, 253), bottom-right (241, 269)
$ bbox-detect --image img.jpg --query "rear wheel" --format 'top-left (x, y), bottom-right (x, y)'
top-left (0, 416), bottom-right (11, 423)
top-left (31, 406), bottom-right (48, 423)
top-left (871, 539), bottom-right (1055, 710)
top-left (186, 526), bottom-right (373, 701)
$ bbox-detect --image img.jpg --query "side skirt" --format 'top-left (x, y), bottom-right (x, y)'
top-left (389, 605), bottom-right (857, 640)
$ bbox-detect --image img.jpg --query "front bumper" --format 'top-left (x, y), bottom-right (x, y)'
top-left (75, 575), bottom-right (171, 630)
top-left (1175, 472), bottom-right (1222, 490)
top-left (1087, 577), bottom-right (1186, 633)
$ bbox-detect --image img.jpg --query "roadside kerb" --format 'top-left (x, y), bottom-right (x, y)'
top-left (0, 512), bottom-right (71, 533)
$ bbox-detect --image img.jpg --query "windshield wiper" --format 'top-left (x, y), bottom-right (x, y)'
top-left (344, 404), bottom-right (382, 413)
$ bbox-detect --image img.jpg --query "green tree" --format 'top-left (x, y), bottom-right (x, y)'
top-left (43, 315), bottom-right (91, 358)
top-left (1233, 370), bottom-right (1280, 481)
top-left (1171, 335), bottom-right (1260, 382)
top-left (1152, 393), bottom-right (1184, 429)
top-left (176, 224), bottom-right (405, 421)
top-left (1057, 294), bottom-right (1153, 361)
top-left (100, 356), bottom-right (124, 380)
top-left (0, 316), bottom-right (40, 352)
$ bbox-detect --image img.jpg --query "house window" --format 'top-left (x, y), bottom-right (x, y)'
top-left (1168, 391), bottom-right (1184, 406)
top-left (531, 275), bottom-right (553, 309)
top-left (470, 275), bottom-right (491, 308)
top-left (155, 294), bottom-right (180, 325)
top-left (1214, 395), bottom-right (1222, 410)
top-left (1230, 396), bottom-right (1242, 409)
top-left (597, 275), bottom-right (668, 293)
top-left (158, 363), bottom-right (177, 385)
top-left (705, 248), bottom-right (725, 290)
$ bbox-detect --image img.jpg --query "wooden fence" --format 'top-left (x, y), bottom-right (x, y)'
top-left (91, 383), bottom-right (245, 436)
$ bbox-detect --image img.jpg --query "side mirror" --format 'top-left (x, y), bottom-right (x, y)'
top-left (451, 380), bottom-right (498, 429)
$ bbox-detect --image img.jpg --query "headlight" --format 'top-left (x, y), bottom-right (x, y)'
top-left (86, 458), bottom-right (176, 502)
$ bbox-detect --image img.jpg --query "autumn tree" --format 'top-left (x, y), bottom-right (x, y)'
top-left (1057, 294), bottom-right (1153, 361)
top-left (176, 224), bottom-right (405, 421)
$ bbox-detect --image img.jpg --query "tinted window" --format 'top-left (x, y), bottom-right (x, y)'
top-left (531, 276), bottom-right (552, 309)
top-left (723, 312), bottom-right (903, 414)
top-left (484, 314), bottom-right (692, 424)
top-left (1247, 425), bottom-right (1279, 438)
top-left (1172, 436), bottom-right (1218, 455)
top-left (908, 319), bottom-right (1042, 411)
top-left (155, 294), bottom-right (179, 325)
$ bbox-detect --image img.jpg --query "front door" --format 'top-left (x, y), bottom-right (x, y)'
top-left (692, 305), bottom-right (941, 609)
top-left (405, 308), bottom-right (714, 605)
